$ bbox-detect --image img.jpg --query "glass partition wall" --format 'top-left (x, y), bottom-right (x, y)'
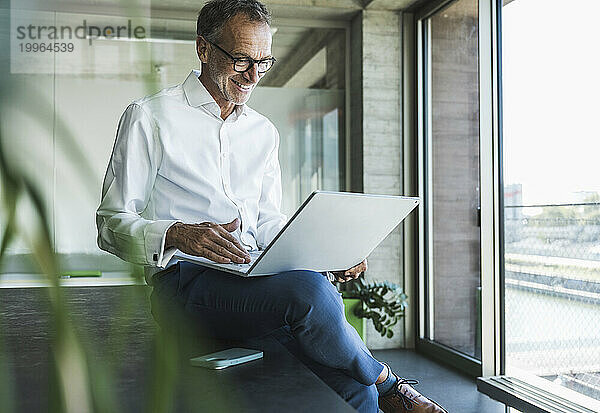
top-left (251, 25), bottom-right (346, 216)
top-left (0, 4), bottom-right (347, 282)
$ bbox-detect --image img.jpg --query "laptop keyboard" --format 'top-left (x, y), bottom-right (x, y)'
top-left (228, 250), bottom-right (262, 269)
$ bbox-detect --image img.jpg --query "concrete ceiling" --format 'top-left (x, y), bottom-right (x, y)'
top-left (363, 0), bottom-right (425, 10)
top-left (9, 0), bottom-right (428, 88)
top-left (13, 0), bottom-right (427, 20)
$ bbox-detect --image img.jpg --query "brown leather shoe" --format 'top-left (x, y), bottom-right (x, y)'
top-left (378, 372), bottom-right (448, 413)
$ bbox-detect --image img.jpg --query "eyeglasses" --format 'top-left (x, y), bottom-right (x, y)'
top-left (207, 40), bottom-right (276, 74)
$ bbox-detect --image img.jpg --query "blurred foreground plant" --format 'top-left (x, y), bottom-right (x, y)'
top-left (0, 128), bottom-right (97, 411)
top-left (0, 9), bottom-right (169, 409)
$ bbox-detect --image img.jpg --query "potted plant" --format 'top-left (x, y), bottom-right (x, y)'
top-left (339, 278), bottom-right (408, 340)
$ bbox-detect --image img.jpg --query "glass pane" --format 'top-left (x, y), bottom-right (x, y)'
top-left (255, 27), bottom-right (346, 215)
top-left (427, 0), bottom-right (481, 358)
top-left (0, 5), bottom-right (346, 276)
top-left (249, 88), bottom-right (344, 215)
top-left (502, 0), bottom-right (600, 401)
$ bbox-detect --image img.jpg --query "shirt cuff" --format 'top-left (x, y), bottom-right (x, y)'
top-left (324, 272), bottom-right (335, 282)
top-left (144, 219), bottom-right (179, 267)
top-left (159, 247), bottom-right (178, 268)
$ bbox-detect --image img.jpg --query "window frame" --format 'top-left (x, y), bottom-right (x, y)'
top-left (406, 0), bottom-right (505, 377)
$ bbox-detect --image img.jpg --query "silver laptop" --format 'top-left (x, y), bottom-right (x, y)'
top-left (174, 191), bottom-right (419, 277)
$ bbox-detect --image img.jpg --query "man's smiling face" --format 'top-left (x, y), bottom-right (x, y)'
top-left (201, 13), bottom-right (272, 106)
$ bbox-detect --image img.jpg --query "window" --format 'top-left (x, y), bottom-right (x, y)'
top-left (502, 0), bottom-right (600, 401)
top-left (414, 0), bottom-right (600, 407)
top-left (416, 0), bottom-right (483, 370)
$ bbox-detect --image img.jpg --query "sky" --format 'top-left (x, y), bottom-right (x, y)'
top-left (502, 0), bottom-right (600, 205)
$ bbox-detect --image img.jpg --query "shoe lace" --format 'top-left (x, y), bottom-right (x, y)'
top-left (391, 378), bottom-right (420, 411)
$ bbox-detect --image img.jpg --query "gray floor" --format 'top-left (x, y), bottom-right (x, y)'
top-left (373, 349), bottom-right (506, 413)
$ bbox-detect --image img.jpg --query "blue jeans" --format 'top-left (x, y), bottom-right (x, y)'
top-left (150, 261), bottom-right (383, 413)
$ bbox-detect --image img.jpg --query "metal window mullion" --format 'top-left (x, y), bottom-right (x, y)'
top-left (416, 18), bottom-right (426, 340)
top-left (495, 0), bottom-right (506, 375)
top-left (479, 0), bottom-right (502, 377)
top-left (402, 11), bottom-right (417, 348)
top-left (492, 0), bottom-right (505, 376)
top-left (425, 19), bottom-right (435, 340)
top-left (417, 17), bottom-right (435, 341)
top-left (402, 13), bottom-right (423, 348)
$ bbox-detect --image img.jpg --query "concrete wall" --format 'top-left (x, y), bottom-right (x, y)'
top-left (352, 10), bottom-right (405, 349)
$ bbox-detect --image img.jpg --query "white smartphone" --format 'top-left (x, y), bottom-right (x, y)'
top-left (189, 347), bottom-right (263, 370)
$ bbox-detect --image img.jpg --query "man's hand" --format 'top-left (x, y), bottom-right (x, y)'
top-left (165, 218), bottom-right (251, 264)
top-left (331, 259), bottom-right (367, 283)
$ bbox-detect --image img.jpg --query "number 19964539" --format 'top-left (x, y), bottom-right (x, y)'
top-left (19, 42), bottom-right (74, 52)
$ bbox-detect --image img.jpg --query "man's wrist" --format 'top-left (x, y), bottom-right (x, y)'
top-left (165, 222), bottom-right (184, 249)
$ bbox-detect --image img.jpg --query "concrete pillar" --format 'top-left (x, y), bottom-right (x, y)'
top-left (351, 10), bottom-right (404, 349)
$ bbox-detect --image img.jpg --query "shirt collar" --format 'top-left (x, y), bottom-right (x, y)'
top-left (182, 70), bottom-right (248, 118)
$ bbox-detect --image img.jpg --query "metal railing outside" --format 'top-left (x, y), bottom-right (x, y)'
top-left (504, 203), bottom-right (600, 401)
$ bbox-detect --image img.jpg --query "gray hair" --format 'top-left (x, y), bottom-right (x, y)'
top-left (196, 0), bottom-right (271, 43)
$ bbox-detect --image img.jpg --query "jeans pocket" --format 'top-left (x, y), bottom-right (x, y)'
top-left (153, 264), bottom-right (180, 299)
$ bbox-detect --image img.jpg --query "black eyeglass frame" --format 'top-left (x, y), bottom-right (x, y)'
top-left (206, 39), bottom-right (276, 74)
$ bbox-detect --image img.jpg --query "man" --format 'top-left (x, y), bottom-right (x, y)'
top-left (96, 1), bottom-right (446, 412)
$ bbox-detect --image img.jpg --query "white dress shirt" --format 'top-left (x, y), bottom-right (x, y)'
top-left (96, 70), bottom-right (287, 283)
